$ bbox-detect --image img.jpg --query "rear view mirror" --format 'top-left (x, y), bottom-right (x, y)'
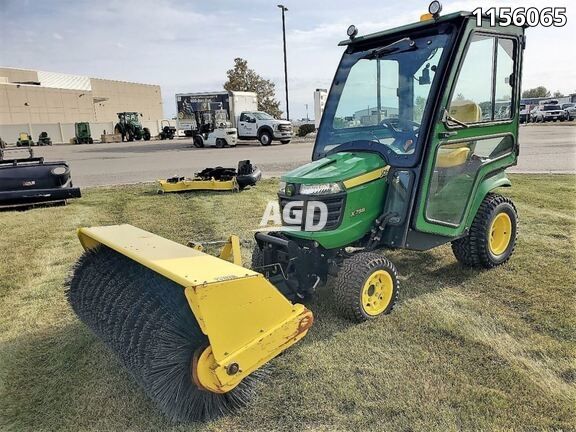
top-left (419, 63), bottom-right (431, 85)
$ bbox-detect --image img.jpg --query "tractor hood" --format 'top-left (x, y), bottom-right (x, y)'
top-left (282, 152), bottom-right (386, 185)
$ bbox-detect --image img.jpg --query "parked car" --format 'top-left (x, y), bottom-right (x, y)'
top-left (519, 104), bottom-right (530, 123)
top-left (562, 103), bottom-right (575, 121)
top-left (530, 104), bottom-right (566, 122)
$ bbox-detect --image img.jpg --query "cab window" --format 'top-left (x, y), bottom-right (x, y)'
top-left (448, 34), bottom-right (516, 124)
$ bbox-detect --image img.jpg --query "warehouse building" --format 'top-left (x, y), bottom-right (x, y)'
top-left (0, 67), bottom-right (165, 143)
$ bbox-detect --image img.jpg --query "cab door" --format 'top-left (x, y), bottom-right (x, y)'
top-left (238, 113), bottom-right (257, 138)
top-left (414, 20), bottom-right (524, 238)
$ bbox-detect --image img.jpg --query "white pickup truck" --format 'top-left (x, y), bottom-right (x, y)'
top-left (237, 111), bottom-right (293, 146)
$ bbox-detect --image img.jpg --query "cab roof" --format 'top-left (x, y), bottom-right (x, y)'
top-left (338, 11), bottom-right (470, 46)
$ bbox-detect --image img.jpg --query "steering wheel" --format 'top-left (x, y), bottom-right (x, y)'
top-left (379, 118), bottom-right (420, 153)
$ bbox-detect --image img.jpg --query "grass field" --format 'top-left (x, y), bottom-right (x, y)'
top-left (1, 175), bottom-right (575, 431)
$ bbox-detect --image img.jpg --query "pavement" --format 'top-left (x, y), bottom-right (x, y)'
top-left (21, 124), bottom-right (576, 187)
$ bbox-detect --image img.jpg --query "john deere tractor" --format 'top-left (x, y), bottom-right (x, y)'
top-left (254, 5), bottom-right (524, 320)
top-left (114, 112), bottom-right (151, 142)
top-left (67, 4), bottom-right (525, 422)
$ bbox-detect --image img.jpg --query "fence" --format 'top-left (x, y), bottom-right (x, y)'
top-left (0, 119), bottom-right (177, 144)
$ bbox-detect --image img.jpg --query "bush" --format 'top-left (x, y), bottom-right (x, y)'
top-left (297, 123), bottom-right (316, 137)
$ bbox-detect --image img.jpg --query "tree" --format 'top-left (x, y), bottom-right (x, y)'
top-left (223, 58), bottom-right (282, 118)
top-left (522, 86), bottom-right (550, 98)
top-left (553, 91), bottom-right (564, 98)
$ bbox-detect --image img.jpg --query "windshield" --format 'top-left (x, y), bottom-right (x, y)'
top-left (253, 112), bottom-right (274, 120)
top-left (314, 29), bottom-right (452, 163)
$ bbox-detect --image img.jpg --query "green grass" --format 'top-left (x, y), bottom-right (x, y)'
top-left (1, 175), bottom-right (575, 431)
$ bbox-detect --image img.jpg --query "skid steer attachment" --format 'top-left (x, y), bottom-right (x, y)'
top-left (67, 224), bottom-right (312, 421)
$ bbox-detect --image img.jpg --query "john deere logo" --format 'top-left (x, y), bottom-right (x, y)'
top-left (285, 184), bottom-right (296, 197)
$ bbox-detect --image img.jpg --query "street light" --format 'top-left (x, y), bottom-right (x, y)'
top-left (277, 4), bottom-right (289, 120)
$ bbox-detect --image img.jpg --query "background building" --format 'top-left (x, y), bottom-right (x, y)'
top-left (314, 89), bottom-right (327, 129)
top-left (0, 67), bottom-right (165, 143)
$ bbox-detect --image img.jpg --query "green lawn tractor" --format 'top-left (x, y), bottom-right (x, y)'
top-left (16, 132), bottom-right (34, 147)
top-left (73, 122), bottom-right (93, 144)
top-left (67, 3), bottom-right (525, 422)
top-left (114, 112), bottom-right (151, 142)
top-left (37, 131), bottom-right (53, 146)
top-left (255, 4), bottom-right (524, 321)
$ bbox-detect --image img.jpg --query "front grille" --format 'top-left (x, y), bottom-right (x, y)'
top-left (278, 124), bottom-right (292, 132)
top-left (279, 193), bottom-right (345, 231)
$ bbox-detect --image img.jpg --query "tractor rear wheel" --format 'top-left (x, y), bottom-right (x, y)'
top-left (334, 252), bottom-right (399, 323)
top-left (451, 193), bottom-right (518, 268)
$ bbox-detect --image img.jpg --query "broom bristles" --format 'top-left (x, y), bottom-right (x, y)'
top-left (66, 246), bottom-right (268, 422)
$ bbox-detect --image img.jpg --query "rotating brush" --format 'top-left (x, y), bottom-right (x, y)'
top-left (66, 246), bottom-right (268, 422)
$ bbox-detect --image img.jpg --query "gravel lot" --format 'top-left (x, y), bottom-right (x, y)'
top-left (22, 124), bottom-right (576, 187)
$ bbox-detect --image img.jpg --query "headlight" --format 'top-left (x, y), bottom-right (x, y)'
top-left (299, 182), bottom-right (343, 195)
top-left (51, 166), bottom-right (68, 176)
top-left (278, 181), bottom-right (287, 193)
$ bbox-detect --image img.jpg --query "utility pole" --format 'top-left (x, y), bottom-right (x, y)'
top-left (305, 104), bottom-right (309, 121)
top-left (277, 4), bottom-right (289, 120)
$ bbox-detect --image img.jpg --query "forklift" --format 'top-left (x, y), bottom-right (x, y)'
top-left (190, 104), bottom-right (238, 148)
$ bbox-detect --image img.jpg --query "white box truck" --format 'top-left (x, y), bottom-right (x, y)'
top-left (176, 91), bottom-right (293, 147)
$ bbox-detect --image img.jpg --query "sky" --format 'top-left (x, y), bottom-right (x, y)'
top-left (0, 0), bottom-right (574, 120)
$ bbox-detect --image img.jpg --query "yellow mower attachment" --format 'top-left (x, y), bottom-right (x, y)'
top-left (158, 177), bottom-right (239, 193)
top-left (77, 224), bottom-right (313, 394)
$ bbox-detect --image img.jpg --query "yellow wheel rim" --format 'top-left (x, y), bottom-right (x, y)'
top-left (361, 270), bottom-right (394, 316)
top-left (489, 212), bottom-right (512, 255)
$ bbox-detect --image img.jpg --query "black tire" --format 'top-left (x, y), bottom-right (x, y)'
top-left (193, 136), bottom-right (204, 148)
top-left (333, 252), bottom-right (399, 323)
top-left (258, 130), bottom-right (272, 146)
top-left (143, 129), bottom-right (151, 141)
top-left (451, 193), bottom-right (518, 269)
top-left (215, 138), bottom-right (225, 148)
top-left (280, 140), bottom-right (291, 145)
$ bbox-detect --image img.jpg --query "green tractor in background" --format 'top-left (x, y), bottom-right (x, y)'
top-left (255, 5), bottom-right (524, 322)
top-left (114, 112), bottom-right (151, 142)
top-left (16, 132), bottom-right (34, 147)
top-left (73, 122), bottom-right (94, 144)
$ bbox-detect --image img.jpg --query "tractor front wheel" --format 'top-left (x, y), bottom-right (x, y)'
top-left (452, 193), bottom-right (518, 268)
top-left (334, 252), bottom-right (399, 323)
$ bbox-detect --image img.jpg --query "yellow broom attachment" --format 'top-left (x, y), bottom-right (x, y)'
top-left (67, 224), bottom-right (313, 421)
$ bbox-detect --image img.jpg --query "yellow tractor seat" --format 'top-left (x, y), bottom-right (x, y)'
top-left (437, 146), bottom-right (471, 168)
top-left (448, 99), bottom-right (482, 123)
top-left (437, 99), bottom-right (481, 168)
top-left (19, 132), bottom-right (29, 141)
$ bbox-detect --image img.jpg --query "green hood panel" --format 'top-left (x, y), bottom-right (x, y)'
top-left (281, 152), bottom-right (386, 184)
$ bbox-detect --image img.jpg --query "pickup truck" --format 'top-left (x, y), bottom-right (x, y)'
top-left (530, 104), bottom-right (567, 123)
top-left (237, 111), bottom-right (293, 146)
